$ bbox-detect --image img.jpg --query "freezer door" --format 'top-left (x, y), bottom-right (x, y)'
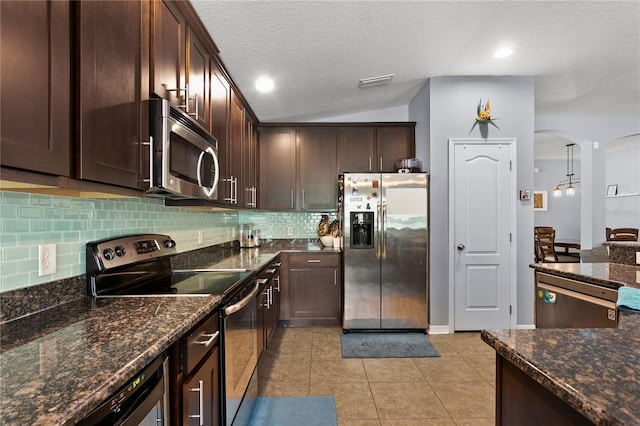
top-left (343, 173), bottom-right (382, 330)
top-left (380, 173), bottom-right (428, 329)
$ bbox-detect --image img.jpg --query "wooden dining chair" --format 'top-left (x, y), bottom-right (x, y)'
top-left (534, 227), bottom-right (554, 262)
top-left (535, 227), bottom-right (580, 263)
top-left (606, 227), bottom-right (639, 242)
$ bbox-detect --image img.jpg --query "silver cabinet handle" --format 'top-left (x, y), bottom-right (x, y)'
top-left (196, 330), bottom-right (219, 347)
top-left (290, 190), bottom-right (294, 209)
top-left (262, 289), bottom-right (270, 308)
top-left (188, 379), bottom-right (204, 426)
top-left (274, 275), bottom-right (280, 292)
top-left (379, 157), bottom-right (383, 171)
top-left (267, 286), bottom-right (273, 307)
top-left (369, 157), bottom-right (372, 171)
top-left (272, 262), bottom-right (282, 267)
top-left (189, 91), bottom-right (199, 120)
top-left (265, 268), bottom-right (276, 274)
top-left (307, 259), bottom-right (321, 263)
top-left (256, 278), bottom-right (268, 285)
top-left (302, 190), bottom-right (305, 208)
top-left (334, 270), bottom-right (337, 286)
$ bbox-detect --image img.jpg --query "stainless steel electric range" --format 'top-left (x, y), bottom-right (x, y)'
top-left (86, 234), bottom-right (261, 426)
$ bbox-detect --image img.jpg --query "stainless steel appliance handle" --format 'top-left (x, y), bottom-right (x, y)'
top-left (188, 379), bottom-right (204, 426)
top-left (141, 135), bottom-right (153, 186)
top-left (382, 201), bottom-right (387, 259)
top-left (224, 282), bottom-right (260, 315)
top-left (376, 201), bottom-right (382, 259)
top-left (196, 330), bottom-right (220, 348)
top-left (537, 283), bottom-right (617, 309)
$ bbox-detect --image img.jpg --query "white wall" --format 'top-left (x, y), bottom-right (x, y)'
top-left (410, 76), bottom-right (535, 329)
top-left (535, 116), bottom-right (640, 246)
top-left (534, 159), bottom-right (581, 241)
top-left (311, 104), bottom-right (409, 122)
top-left (605, 137), bottom-right (640, 230)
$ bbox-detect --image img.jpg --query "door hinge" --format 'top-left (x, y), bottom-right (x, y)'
top-left (509, 232), bottom-right (512, 242)
top-left (509, 305), bottom-right (513, 315)
top-left (509, 160), bottom-right (512, 171)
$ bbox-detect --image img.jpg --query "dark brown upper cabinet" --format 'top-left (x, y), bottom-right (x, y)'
top-left (259, 126), bottom-right (338, 211)
top-left (209, 58), bottom-right (231, 198)
top-left (298, 127), bottom-right (338, 210)
top-left (376, 126), bottom-right (414, 172)
top-left (185, 27), bottom-right (210, 131)
top-left (243, 115), bottom-right (258, 209)
top-left (0, 0), bottom-right (71, 176)
top-left (227, 91), bottom-right (245, 206)
top-left (259, 127), bottom-right (297, 210)
top-left (76, 0), bottom-right (149, 189)
top-left (151, 0), bottom-right (186, 109)
top-left (338, 124), bottom-right (415, 173)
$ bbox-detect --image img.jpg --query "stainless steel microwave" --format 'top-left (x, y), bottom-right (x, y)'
top-left (147, 98), bottom-right (219, 200)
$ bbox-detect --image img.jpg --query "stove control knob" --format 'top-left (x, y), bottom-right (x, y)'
top-left (115, 246), bottom-right (126, 257)
top-left (103, 248), bottom-right (116, 261)
top-left (163, 239), bottom-right (176, 249)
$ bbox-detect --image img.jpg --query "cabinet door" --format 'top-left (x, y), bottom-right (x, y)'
top-left (299, 127), bottom-right (338, 210)
top-left (339, 127), bottom-right (375, 173)
top-left (77, 0), bottom-right (148, 189)
top-left (210, 59), bottom-right (231, 202)
top-left (183, 347), bottom-right (219, 426)
top-left (228, 91), bottom-right (245, 206)
top-left (259, 128), bottom-right (296, 210)
top-left (289, 268), bottom-right (341, 322)
top-left (151, 0), bottom-right (186, 108)
top-left (0, 0), bottom-right (71, 176)
top-left (376, 126), bottom-right (414, 172)
top-left (243, 116), bottom-right (258, 208)
top-left (186, 26), bottom-right (210, 131)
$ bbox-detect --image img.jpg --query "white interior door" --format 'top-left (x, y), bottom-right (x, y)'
top-left (451, 141), bottom-right (513, 330)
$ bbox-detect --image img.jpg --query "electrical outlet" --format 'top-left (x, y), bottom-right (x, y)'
top-left (38, 244), bottom-right (57, 276)
top-left (287, 226), bottom-right (294, 236)
top-left (197, 230), bottom-right (203, 244)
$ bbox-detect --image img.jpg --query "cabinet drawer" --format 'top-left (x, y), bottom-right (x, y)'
top-left (290, 253), bottom-right (340, 268)
top-left (184, 313), bottom-right (220, 375)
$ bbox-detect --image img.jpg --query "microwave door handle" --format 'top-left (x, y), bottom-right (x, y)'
top-left (196, 151), bottom-right (205, 188)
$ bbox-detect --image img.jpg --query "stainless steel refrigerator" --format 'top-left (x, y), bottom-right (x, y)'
top-left (342, 173), bottom-right (429, 331)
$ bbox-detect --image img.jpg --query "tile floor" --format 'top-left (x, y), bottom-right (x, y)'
top-left (257, 326), bottom-right (496, 425)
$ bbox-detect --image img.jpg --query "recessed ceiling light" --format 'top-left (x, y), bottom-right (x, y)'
top-left (255, 76), bottom-right (274, 93)
top-left (358, 74), bottom-right (395, 88)
top-left (493, 47), bottom-right (513, 59)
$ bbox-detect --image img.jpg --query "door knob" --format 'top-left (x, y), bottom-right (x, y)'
top-left (457, 244), bottom-right (465, 251)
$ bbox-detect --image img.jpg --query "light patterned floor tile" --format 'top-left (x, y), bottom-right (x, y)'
top-left (369, 382), bottom-right (450, 420)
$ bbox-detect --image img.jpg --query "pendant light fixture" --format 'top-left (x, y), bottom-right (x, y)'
top-left (553, 143), bottom-right (581, 197)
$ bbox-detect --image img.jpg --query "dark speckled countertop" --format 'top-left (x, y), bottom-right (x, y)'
top-left (482, 261), bottom-right (640, 425)
top-left (0, 241), bottom-right (335, 425)
top-left (0, 296), bottom-right (221, 425)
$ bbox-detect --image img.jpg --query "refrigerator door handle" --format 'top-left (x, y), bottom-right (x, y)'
top-left (376, 201), bottom-right (382, 259)
top-left (382, 201), bottom-right (387, 259)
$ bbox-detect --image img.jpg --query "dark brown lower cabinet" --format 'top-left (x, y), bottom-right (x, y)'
top-left (283, 253), bottom-right (342, 326)
top-left (183, 347), bottom-right (219, 426)
top-left (496, 354), bottom-right (594, 426)
top-left (170, 313), bottom-right (220, 426)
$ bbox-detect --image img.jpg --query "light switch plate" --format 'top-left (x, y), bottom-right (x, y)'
top-left (38, 244), bottom-right (57, 276)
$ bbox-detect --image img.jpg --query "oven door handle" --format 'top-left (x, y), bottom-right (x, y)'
top-left (224, 282), bottom-right (260, 315)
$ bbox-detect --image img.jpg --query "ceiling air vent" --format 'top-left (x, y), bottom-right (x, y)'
top-left (358, 74), bottom-right (395, 88)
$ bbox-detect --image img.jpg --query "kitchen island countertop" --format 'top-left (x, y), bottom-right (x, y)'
top-left (482, 261), bottom-right (640, 425)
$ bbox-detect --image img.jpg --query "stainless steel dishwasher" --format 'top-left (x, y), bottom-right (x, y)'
top-left (535, 272), bottom-right (619, 328)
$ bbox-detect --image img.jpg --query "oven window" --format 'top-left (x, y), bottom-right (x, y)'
top-left (169, 132), bottom-right (217, 187)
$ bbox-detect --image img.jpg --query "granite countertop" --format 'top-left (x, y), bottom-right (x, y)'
top-left (0, 295), bottom-right (221, 425)
top-left (483, 261), bottom-right (640, 425)
top-left (0, 240), bottom-right (338, 425)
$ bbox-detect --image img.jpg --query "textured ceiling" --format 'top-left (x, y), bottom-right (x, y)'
top-left (192, 1), bottom-right (640, 123)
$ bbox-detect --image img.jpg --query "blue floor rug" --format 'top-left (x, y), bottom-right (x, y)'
top-left (248, 396), bottom-right (337, 426)
top-left (341, 332), bottom-right (441, 358)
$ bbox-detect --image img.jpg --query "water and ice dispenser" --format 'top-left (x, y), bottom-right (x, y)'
top-left (350, 212), bottom-right (373, 248)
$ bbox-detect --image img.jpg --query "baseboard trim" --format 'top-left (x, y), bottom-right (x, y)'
top-left (427, 325), bottom-right (451, 334)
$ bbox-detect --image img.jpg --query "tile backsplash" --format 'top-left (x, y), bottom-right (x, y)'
top-left (0, 190), bottom-right (336, 293)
